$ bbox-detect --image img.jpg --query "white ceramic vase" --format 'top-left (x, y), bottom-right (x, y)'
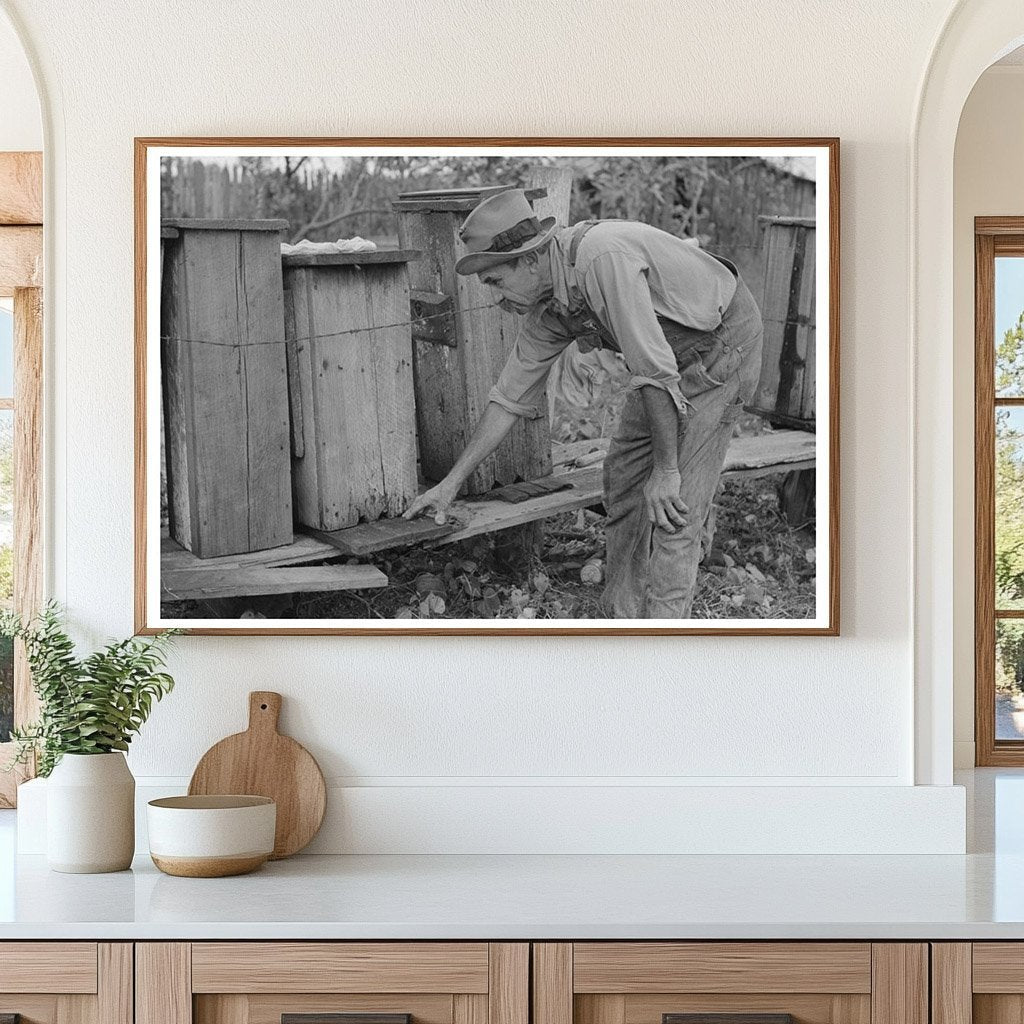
top-left (46, 752), bottom-right (135, 873)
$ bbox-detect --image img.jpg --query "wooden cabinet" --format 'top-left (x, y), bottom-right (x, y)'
top-left (0, 942), bottom-right (132, 1024)
top-left (532, 943), bottom-right (928, 1024)
top-left (136, 944), bottom-right (528, 1024)
top-left (932, 943), bottom-right (1024, 1024)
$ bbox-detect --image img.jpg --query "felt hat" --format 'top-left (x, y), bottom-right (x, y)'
top-left (454, 188), bottom-right (558, 276)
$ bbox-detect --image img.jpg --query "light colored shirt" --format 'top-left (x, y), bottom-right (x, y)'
top-left (488, 220), bottom-right (738, 419)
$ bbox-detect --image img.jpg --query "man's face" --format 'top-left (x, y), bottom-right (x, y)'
top-left (478, 256), bottom-right (547, 314)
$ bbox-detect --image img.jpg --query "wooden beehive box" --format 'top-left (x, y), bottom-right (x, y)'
top-left (748, 216), bottom-right (817, 430)
top-left (393, 186), bottom-right (553, 496)
top-left (161, 218), bottom-right (293, 558)
top-left (282, 250), bottom-right (420, 530)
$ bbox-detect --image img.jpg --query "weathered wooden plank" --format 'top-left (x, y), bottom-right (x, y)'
top-left (391, 187), bottom-right (545, 212)
top-left (0, 224), bottom-right (42, 295)
top-left (281, 249), bottom-right (421, 267)
top-left (161, 564), bottom-right (387, 600)
top-left (364, 263), bottom-right (418, 517)
top-left (285, 256), bottom-right (417, 529)
top-left (161, 530), bottom-right (336, 571)
top-left (163, 218), bottom-right (288, 232)
top-left (162, 222), bottom-right (292, 557)
top-left (0, 152), bottom-right (42, 224)
top-left (305, 516), bottom-right (455, 556)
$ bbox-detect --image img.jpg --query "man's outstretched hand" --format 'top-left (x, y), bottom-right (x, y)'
top-left (403, 482), bottom-right (457, 524)
top-left (643, 467), bottom-right (688, 533)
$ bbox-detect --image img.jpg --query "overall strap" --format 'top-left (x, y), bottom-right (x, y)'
top-left (567, 218), bottom-right (612, 266)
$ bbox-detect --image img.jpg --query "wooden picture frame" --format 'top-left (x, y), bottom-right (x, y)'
top-left (135, 137), bottom-right (840, 636)
top-left (975, 216), bottom-right (1024, 765)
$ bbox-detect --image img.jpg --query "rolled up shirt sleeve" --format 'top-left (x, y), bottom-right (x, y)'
top-left (581, 251), bottom-right (688, 414)
top-left (488, 308), bottom-right (572, 420)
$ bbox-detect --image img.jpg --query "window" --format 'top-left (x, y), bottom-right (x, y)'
top-left (976, 219), bottom-right (1024, 764)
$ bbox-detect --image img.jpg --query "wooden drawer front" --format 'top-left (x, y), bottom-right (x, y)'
top-left (191, 943), bottom-right (491, 994)
top-left (572, 944), bottom-right (873, 995)
top-left (973, 944), bottom-right (1024, 993)
top-left (0, 942), bottom-right (98, 993)
top-left (576, 993), bottom-right (871, 1024)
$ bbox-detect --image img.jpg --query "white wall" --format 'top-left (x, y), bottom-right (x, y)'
top-left (0, 9), bottom-right (39, 151)
top-left (0, 0), bottom-right (975, 852)
top-left (952, 65), bottom-right (1024, 767)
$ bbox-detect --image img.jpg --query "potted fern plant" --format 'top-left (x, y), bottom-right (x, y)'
top-left (2, 603), bottom-right (179, 873)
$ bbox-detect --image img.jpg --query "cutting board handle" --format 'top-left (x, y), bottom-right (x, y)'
top-left (248, 691), bottom-right (282, 734)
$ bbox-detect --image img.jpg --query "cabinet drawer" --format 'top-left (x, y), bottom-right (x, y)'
top-left (139, 943), bottom-right (528, 1024)
top-left (935, 942), bottom-right (1024, 1024)
top-left (534, 944), bottom-right (926, 1024)
top-left (0, 942), bottom-right (98, 994)
top-left (0, 943), bottom-right (130, 1024)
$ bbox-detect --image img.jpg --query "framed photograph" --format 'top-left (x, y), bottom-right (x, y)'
top-left (135, 137), bottom-right (839, 635)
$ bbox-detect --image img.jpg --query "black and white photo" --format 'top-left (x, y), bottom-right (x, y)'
top-left (136, 140), bottom-right (838, 634)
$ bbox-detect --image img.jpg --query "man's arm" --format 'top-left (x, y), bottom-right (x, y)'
top-left (403, 402), bottom-right (519, 523)
top-left (640, 385), bottom-right (688, 533)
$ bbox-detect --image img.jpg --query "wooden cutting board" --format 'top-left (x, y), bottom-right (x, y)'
top-left (188, 691), bottom-right (326, 859)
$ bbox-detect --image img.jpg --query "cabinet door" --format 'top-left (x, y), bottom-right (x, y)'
top-left (137, 943), bottom-right (528, 1024)
top-left (939, 943), bottom-right (1024, 1024)
top-left (0, 942), bottom-right (131, 1024)
top-left (533, 944), bottom-right (928, 1024)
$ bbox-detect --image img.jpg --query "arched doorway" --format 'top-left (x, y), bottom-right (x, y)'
top-left (913, 1), bottom-right (1024, 785)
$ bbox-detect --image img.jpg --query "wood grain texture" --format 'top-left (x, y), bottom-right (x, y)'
top-left (284, 258), bottom-right (417, 529)
top-left (976, 230), bottom-right (998, 765)
top-left (14, 286), bottom-right (43, 727)
top-left (870, 945), bottom-right (927, 1024)
top-left (0, 943), bottom-right (97, 993)
top-left (623, 994), bottom-right (869, 1024)
top-left (136, 944), bottom-right (191, 1024)
top-left (242, 994), bottom-right (450, 1024)
top-left (161, 221), bottom-right (292, 557)
top-left (195, 994), bottom-right (249, 1024)
top-left (135, 136), bottom-right (840, 636)
top-left (97, 945), bottom-right (133, 1024)
top-left (533, 944), bottom-right (572, 1024)
top-left (931, 944), bottom-right (972, 1024)
top-left (488, 944), bottom-right (528, 1024)
top-left (0, 225), bottom-right (42, 295)
top-left (453, 995), bottom-right (487, 1024)
top-left (191, 942), bottom-right (489, 994)
top-left (188, 690), bottom-right (327, 859)
top-left (973, 995), bottom-right (1024, 1024)
top-left (0, 152), bottom-right (42, 224)
top-left (161, 563), bottom-right (387, 601)
top-left (576, 996), bottom-right (626, 1024)
top-left (573, 943), bottom-right (871, 994)
top-left (971, 944), bottom-right (1024, 992)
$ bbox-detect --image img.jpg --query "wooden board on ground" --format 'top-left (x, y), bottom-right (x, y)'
top-left (162, 564), bottom-right (387, 601)
top-left (161, 531), bottom-right (338, 571)
top-left (304, 517), bottom-right (456, 556)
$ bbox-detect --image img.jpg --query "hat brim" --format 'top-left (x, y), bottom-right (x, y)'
top-left (454, 217), bottom-right (558, 276)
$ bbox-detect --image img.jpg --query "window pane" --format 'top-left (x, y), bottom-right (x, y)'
top-left (996, 256), bottom-right (1024, 397)
top-left (997, 620), bottom-right (1024, 740)
top-left (0, 409), bottom-right (11, 742)
top-left (0, 306), bottom-right (12, 399)
top-left (997, 407), bottom-right (1024, 610)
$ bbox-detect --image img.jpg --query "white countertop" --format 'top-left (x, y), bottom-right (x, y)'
top-left (0, 849), bottom-right (1021, 940)
top-left (1, 769), bottom-right (1021, 941)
